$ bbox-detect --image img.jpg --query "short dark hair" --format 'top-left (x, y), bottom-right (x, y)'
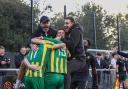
top-left (96, 52), bottom-right (101, 56)
top-left (112, 53), bottom-right (117, 57)
top-left (0, 45), bottom-right (5, 49)
top-left (58, 27), bottom-right (65, 31)
top-left (65, 17), bottom-right (75, 23)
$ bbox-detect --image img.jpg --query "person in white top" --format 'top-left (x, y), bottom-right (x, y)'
top-left (110, 53), bottom-right (119, 89)
top-left (111, 53), bottom-right (118, 69)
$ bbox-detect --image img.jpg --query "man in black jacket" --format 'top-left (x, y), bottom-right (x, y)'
top-left (29, 15), bottom-right (57, 50)
top-left (63, 17), bottom-right (86, 89)
top-left (32, 16), bottom-right (57, 38)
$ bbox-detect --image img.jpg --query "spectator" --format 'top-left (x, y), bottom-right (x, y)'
top-left (111, 53), bottom-right (118, 69)
top-left (116, 56), bottom-right (127, 89)
top-left (14, 46), bottom-right (27, 68)
top-left (111, 53), bottom-right (118, 89)
top-left (95, 52), bottom-right (103, 86)
top-left (0, 45), bottom-right (11, 87)
top-left (102, 52), bottom-right (111, 89)
top-left (0, 45), bottom-right (11, 74)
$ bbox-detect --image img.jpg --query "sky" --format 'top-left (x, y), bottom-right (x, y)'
top-left (38, 0), bottom-right (128, 17)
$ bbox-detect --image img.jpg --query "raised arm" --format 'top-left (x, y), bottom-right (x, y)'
top-left (53, 43), bottom-right (66, 49)
top-left (31, 37), bottom-right (45, 44)
top-left (23, 58), bottom-right (40, 71)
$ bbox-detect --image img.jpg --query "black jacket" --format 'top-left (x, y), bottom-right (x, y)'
top-left (62, 23), bottom-right (85, 60)
top-left (0, 54), bottom-right (10, 75)
top-left (14, 52), bottom-right (25, 68)
top-left (32, 26), bottom-right (57, 38)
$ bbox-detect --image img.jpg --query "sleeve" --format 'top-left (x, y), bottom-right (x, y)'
top-left (71, 29), bottom-right (81, 48)
top-left (14, 54), bottom-right (21, 68)
top-left (62, 29), bottom-right (81, 55)
top-left (117, 51), bottom-right (128, 58)
top-left (4, 55), bottom-right (10, 68)
top-left (27, 30), bottom-right (41, 48)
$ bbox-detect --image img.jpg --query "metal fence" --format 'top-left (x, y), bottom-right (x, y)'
top-left (0, 69), bottom-right (118, 89)
top-left (86, 69), bottom-right (117, 89)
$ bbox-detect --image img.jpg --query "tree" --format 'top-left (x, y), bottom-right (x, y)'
top-left (80, 2), bottom-right (116, 49)
top-left (118, 13), bottom-right (128, 50)
top-left (52, 2), bottom-right (117, 49)
top-left (0, 0), bottom-right (39, 51)
top-left (51, 13), bottom-right (64, 29)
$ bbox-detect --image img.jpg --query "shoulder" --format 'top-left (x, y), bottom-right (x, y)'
top-left (71, 23), bottom-right (83, 36)
top-left (49, 28), bottom-right (57, 34)
top-left (32, 30), bottom-right (42, 38)
top-left (74, 23), bottom-right (83, 32)
top-left (50, 28), bottom-right (57, 32)
top-left (15, 52), bottom-right (21, 57)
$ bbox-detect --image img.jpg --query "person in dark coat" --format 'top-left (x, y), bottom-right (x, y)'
top-left (0, 46), bottom-right (11, 75)
top-left (14, 46), bottom-right (27, 68)
top-left (0, 46), bottom-right (11, 88)
top-left (71, 40), bottom-right (99, 89)
top-left (62, 17), bottom-right (86, 89)
top-left (95, 52), bottom-right (103, 86)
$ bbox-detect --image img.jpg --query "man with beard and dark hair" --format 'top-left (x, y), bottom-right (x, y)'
top-left (71, 40), bottom-right (99, 89)
top-left (32, 16), bottom-right (57, 38)
top-left (62, 17), bottom-right (86, 89)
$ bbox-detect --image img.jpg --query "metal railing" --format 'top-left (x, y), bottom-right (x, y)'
top-left (0, 68), bottom-right (117, 89)
top-left (86, 69), bottom-right (116, 89)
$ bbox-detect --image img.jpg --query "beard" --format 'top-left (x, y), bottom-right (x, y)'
top-left (64, 26), bottom-right (70, 32)
top-left (43, 26), bottom-right (49, 29)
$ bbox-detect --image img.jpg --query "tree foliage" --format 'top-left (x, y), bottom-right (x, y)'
top-left (80, 2), bottom-right (117, 49)
top-left (52, 2), bottom-right (117, 49)
top-left (0, 0), bottom-right (39, 51)
top-left (119, 13), bottom-right (128, 50)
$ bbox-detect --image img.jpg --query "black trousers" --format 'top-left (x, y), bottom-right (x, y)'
top-left (64, 58), bottom-right (86, 89)
top-left (70, 81), bottom-right (86, 89)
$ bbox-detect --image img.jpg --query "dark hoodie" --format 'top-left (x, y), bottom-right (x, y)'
top-left (62, 23), bottom-right (85, 60)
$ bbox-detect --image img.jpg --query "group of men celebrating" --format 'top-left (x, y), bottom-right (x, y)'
top-left (15, 15), bottom-right (99, 89)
